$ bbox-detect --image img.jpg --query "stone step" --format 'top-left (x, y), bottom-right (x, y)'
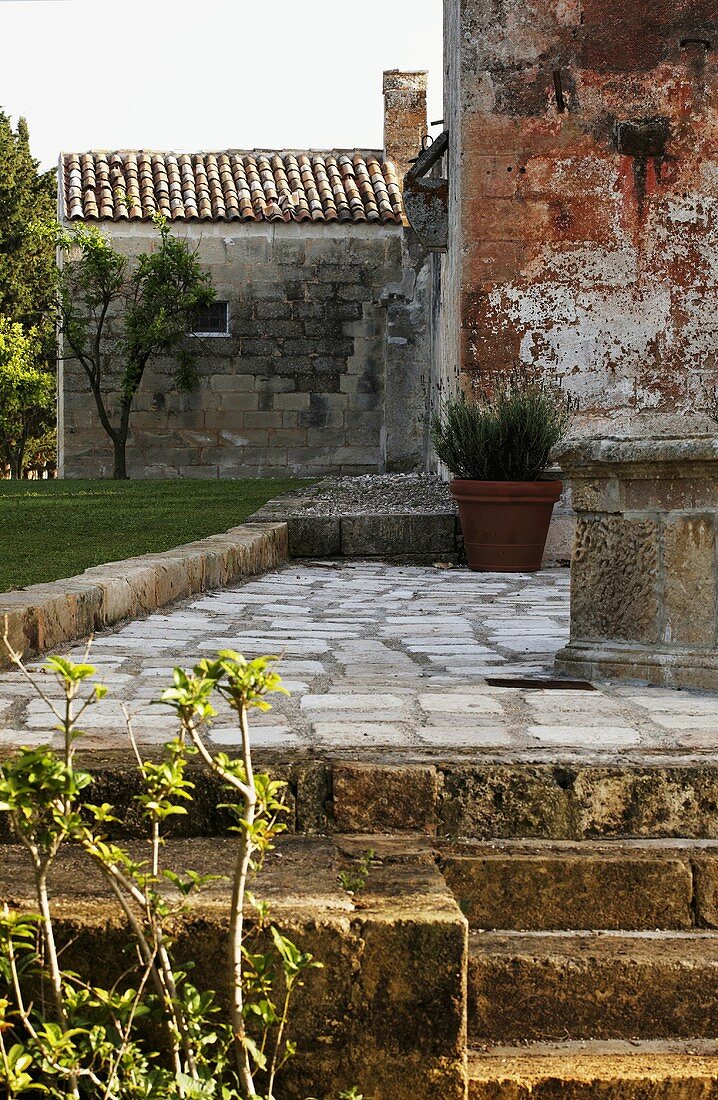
top-left (1, 835), bottom-right (467, 1100)
top-left (441, 839), bottom-right (718, 930)
top-left (249, 491), bottom-right (463, 561)
top-left (468, 930), bottom-right (718, 1043)
top-left (4, 755), bottom-right (718, 843)
top-left (468, 1041), bottom-right (718, 1098)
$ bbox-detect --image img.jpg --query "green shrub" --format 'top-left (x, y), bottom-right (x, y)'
top-left (0, 638), bottom-right (355, 1100)
top-left (430, 369), bottom-right (575, 481)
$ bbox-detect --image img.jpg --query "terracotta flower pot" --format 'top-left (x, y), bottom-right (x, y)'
top-left (450, 478), bottom-right (563, 572)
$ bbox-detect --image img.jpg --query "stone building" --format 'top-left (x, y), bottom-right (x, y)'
top-left (430, 0), bottom-right (718, 437)
top-left (58, 72), bottom-right (432, 479)
top-left (61, 4), bottom-right (718, 481)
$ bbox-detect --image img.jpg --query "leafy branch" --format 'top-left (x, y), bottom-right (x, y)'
top-left (0, 634), bottom-right (341, 1100)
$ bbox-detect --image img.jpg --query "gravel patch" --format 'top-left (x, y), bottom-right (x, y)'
top-left (275, 474), bottom-right (457, 516)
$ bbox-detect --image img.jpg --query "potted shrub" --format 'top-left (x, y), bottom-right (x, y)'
top-left (431, 370), bottom-right (575, 572)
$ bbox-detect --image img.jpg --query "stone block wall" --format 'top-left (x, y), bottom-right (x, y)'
top-left (440, 0), bottom-right (718, 437)
top-left (59, 222), bottom-right (431, 478)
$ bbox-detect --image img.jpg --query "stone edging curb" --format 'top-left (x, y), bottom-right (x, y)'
top-left (0, 522), bottom-right (288, 669)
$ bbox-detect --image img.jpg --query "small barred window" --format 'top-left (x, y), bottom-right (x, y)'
top-left (190, 301), bottom-right (229, 336)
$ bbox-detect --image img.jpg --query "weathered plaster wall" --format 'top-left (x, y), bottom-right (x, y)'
top-left (59, 222), bottom-right (430, 478)
top-left (443, 0), bottom-right (718, 436)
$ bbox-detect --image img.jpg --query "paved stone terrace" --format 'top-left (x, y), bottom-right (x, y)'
top-left (0, 562), bottom-right (717, 758)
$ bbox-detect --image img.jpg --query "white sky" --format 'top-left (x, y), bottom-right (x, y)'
top-left (0, 0), bottom-right (444, 170)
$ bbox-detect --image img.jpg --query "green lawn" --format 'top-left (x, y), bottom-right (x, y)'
top-left (0, 478), bottom-right (310, 592)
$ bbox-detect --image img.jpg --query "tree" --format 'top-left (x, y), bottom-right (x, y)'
top-left (0, 318), bottom-right (54, 478)
top-left (58, 217), bottom-right (214, 479)
top-left (0, 111), bottom-right (56, 333)
top-left (0, 110), bottom-right (57, 463)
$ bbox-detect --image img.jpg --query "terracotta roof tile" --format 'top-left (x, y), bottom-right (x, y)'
top-left (62, 150), bottom-right (403, 226)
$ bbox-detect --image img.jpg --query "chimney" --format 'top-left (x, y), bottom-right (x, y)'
top-left (383, 70), bottom-right (428, 183)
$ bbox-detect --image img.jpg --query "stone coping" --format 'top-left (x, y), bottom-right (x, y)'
top-left (557, 435), bottom-right (718, 475)
top-left (0, 522), bottom-right (288, 670)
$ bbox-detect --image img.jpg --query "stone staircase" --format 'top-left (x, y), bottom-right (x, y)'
top-left (4, 757), bottom-right (718, 1097)
top-left (443, 838), bottom-right (718, 1098)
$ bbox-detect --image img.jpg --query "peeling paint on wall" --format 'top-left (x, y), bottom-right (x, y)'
top-left (440, 0), bottom-right (718, 435)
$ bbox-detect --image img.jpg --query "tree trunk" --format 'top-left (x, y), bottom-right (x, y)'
top-left (111, 395), bottom-right (134, 479)
top-left (112, 434), bottom-right (128, 479)
top-left (0, 437), bottom-right (22, 479)
top-left (9, 453), bottom-right (23, 480)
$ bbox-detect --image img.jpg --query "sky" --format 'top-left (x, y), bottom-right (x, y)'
top-left (0, 0), bottom-right (444, 170)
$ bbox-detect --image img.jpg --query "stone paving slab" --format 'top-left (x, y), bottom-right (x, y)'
top-left (0, 561), bottom-right (717, 761)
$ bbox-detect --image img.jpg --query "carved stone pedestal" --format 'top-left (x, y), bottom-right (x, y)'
top-left (555, 438), bottom-right (718, 690)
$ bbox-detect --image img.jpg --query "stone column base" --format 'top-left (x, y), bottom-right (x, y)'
top-left (556, 641), bottom-right (718, 692)
top-left (555, 436), bottom-right (718, 691)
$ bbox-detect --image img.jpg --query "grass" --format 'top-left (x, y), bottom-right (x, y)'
top-left (0, 478), bottom-right (311, 593)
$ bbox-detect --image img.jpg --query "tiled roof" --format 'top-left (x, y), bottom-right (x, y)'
top-left (61, 150), bottom-right (403, 225)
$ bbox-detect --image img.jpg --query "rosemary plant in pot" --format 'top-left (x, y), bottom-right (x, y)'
top-left (431, 371), bottom-right (575, 572)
